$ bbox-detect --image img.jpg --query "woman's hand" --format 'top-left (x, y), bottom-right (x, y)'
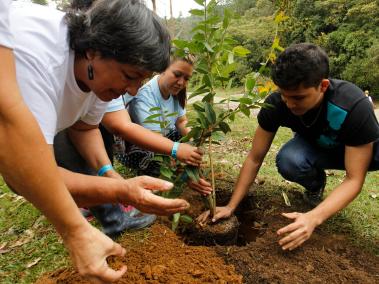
top-left (63, 223), bottom-right (127, 284)
top-left (119, 176), bottom-right (190, 215)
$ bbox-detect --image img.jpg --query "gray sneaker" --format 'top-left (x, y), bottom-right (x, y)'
top-left (303, 174), bottom-right (326, 207)
top-left (303, 187), bottom-right (324, 207)
top-left (90, 204), bottom-right (156, 239)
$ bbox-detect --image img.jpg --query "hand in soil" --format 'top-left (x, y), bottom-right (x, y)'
top-left (187, 178), bottom-right (213, 195)
top-left (277, 212), bottom-right (318, 251)
top-left (197, 206), bottom-right (234, 225)
top-left (122, 176), bottom-right (190, 215)
top-left (176, 143), bottom-right (203, 166)
top-left (64, 223), bottom-right (127, 283)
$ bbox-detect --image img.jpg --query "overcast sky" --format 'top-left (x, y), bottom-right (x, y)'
top-left (144, 0), bottom-right (202, 18)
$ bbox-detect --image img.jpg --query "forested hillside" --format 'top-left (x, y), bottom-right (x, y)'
top-left (174, 0), bottom-right (379, 98)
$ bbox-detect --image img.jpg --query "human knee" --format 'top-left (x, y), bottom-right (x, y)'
top-left (276, 146), bottom-right (310, 180)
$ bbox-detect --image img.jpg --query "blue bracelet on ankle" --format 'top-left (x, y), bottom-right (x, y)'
top-left (97, 164), bottom-right (113, 176)
top-left (171, 142), bottom-right (180, 159)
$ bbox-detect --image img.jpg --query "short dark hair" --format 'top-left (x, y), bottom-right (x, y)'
top-left (271, 43), bottom-right (329, 90)
top-left (66, 0), bottom-right (171, 72)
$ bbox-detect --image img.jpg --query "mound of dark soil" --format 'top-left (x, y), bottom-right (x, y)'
top-left (215, 192), bottom-right (379, 284)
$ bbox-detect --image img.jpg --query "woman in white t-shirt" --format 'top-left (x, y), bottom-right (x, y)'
top-left (9, 0), bottom-right (190, 280)
top-left (1, 1), bottom-right (131, 282)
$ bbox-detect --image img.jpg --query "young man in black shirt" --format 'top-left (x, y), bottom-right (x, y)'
top-left (198, 43), bottom-right (379, 251)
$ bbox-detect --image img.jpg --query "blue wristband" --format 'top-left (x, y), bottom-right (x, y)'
top-left (97, 164), bottom-right (113, 176)
top-left (171, 142), bottom-right (180, 159)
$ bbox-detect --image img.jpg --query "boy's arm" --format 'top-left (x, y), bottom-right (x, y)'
top-left (197, 126), bottom-right (276, 222)
top-left (277, 142), bottom-right (372, 250)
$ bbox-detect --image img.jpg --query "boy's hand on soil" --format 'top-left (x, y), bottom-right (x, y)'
top-left (187, 178), bottom-right (212, 195)
top-left (64, 223), bottom-right (127, 283)
top-left (197, 206), bottom-right (233, 224)
top-left (121, 176), bottom-right (190, 215)
top-left (177, 143), bottom-right (203, 166)
top-left (277, 212), bottom-right (318, 251)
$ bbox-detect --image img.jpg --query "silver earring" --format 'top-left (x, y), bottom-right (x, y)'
top-left (87, 64), bottom-right (94, 80)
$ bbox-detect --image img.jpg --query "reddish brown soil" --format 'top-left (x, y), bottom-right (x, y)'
top-left (35, 224), bottom-right (243, 284)
top-left (36, 186), bottom-right (379, 284)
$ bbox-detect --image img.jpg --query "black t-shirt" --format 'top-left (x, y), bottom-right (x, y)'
top-left (257, 79), bottom-right (379, 149)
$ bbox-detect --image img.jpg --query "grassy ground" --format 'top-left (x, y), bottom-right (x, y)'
top-left (0, 108), bottom-right (378, 283)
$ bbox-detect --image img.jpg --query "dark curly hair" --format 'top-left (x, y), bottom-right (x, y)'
top-left (66, 0), bottom-right (171, 73)
top-left (272, 43), bottom-right (329, 90)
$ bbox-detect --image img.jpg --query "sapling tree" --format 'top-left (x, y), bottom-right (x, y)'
top-left (174, 0), bottom-right (288, 219)
top-left (145, 0), bottom-right (288, 225)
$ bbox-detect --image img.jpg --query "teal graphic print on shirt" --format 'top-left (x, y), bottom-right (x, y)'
top-left (317, 101), bottom-right (347, 148)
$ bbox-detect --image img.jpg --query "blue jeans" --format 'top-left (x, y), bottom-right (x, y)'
top-left (276, 135), bottom-right (379, 192)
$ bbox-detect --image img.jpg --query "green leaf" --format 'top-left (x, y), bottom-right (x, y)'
top-left (197, 112), bottom-right (209, 128)
top-left (223, 8), bottom-right (232, 28)
top-left (143, 120), bottom-right (161, 124)
top-left (227, 78), bottom-right (234, 90)
top-left (144, 113), bottom-right (162, 120)
top-left (204, 102), bottom-right (216, 124)
top-left (149, 107), bottom-right (161, 112)
top-left (202, 74), bottom-right (212, 88)
top-left (182, 127), bottom-right (201, 142)
top-left (193, 102), bottom-right (205, 112)
top-left (152, 155), bottom-right (164, 162)
top-left (219, 121), bottom-right (231, 134)
top-left (160, 167), bottom-right (173, 179)
top-left (195, 66), bottom-right (208, 74)
top-left (229, 112), bottom-right (235, 122)
top-left (204, 42), bottom-right (214, 53)
top-left (233, 46), bottom-right (251, 57)
top-left (239, 97), bottom-right (253, 104)
top-left (211, 131), bottom-right (224, 141)
top-left (228, 52), bottom-right (234, 64)
top-left (185, 166), bottom-right (200, 182)
top-left (240, 105), bottom-right (251, 117)
top-left (245, 77), bottom-right (256, 92)
top-left (165, 112), bottom-right (179, 118)
top-left (179, 214), bottom-right (193, 224)
top-left (189, 9), bottom-right (204, 17)
top-left (221, 62), bottom-right (238, 78)
top-left (194, 0), bottom-right (205, 7)
top-left (188, 86), bottom-right (209, 99)
top-left (202, 92), bottom-right (214, 103)
top-left (172, 39), bottom-right (189, 49)
top-left (171, 212), bottom-right (181, 231)
top-left (192, 33), bottom-right (205, 42)
top-left (206, 0), bottom-right (217, 13)
top-left (191, 24), bottom-right (206, 33)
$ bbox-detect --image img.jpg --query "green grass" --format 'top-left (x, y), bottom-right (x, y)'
top-left (0, 108), bottom-right (378, 283)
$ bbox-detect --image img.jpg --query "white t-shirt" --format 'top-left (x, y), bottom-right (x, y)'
top-left (0, 0), bottom-right (14, 48)
top-left (9, 2), bottom-right (108, 144)
top-left (106, 93), bottom-right (135, 113)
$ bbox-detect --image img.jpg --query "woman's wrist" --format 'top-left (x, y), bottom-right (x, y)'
top-left (170, 142), bottom-right (180, 159)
